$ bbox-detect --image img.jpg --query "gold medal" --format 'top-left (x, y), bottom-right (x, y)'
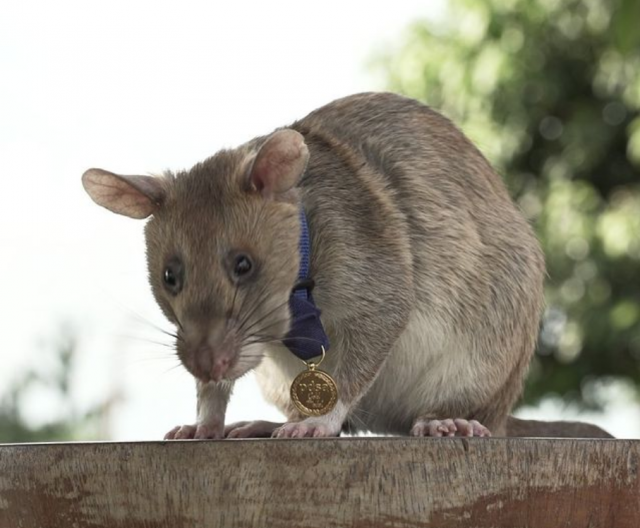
top-left (290, 347), bottom-right (338, 417)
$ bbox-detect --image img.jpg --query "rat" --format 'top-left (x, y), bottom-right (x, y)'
top-left (82, 92), bottom-right (612, 440)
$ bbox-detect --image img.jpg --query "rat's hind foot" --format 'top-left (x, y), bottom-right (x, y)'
top-left (411, 417), bottom-right (491, 437)
top-left (224, 420), bottom-right (284, 439)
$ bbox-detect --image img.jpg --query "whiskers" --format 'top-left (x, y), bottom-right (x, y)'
top-left (111, 304), bottom-right (185, 375)
top-left (116, 332), bottom-right (181, 369)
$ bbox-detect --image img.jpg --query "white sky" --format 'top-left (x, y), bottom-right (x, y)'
top-left (1, 0), bottom-right (636, 440)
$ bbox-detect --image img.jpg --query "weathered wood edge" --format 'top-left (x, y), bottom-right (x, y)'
top-left (1, 438), bottom-right (638, 528)
top-left (0, 435), bottom-right (627, 447)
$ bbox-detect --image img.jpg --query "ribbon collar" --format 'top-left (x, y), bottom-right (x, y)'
top-left (284, 209), bottom-right (330, 360)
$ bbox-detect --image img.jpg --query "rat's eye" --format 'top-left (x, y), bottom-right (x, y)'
top-left (226, 251), bottom-right (257, 284)
top-left (163, 258), bottom-right (184, 295)
top-left (164, 268), bottom-right (177, 286)
top-left (233, 254), bottom-right (253, 278)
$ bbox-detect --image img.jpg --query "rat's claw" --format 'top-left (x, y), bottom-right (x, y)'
top-left (273, 422), bottom-right (308, 438)
top-left (411, 417), bottom-right (491, 438)
top-left (411, 418), bottom-right (456, 437)
top-left (225, 420), bottom-right (283, 439)
top-left (164, 422), bottom-right (223, 440)
top-left (272, 419), bottom-right (340, 439)
top-left (454, 419), bottom-right (491, 437)
top-left (173, 425), bottom-right (197, 439)
top-left (164, 426), bottom-right (182, 440)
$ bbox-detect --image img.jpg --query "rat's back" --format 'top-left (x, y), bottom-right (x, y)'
top-left (287, 92), bottom-right (545, 435)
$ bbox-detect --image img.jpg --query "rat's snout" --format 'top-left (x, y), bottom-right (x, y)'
top-left (195, 343), bottom-right (232, 382)
top-left (181, 316), bottom-right (238, 382)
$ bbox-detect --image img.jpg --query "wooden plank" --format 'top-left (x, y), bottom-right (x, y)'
top-left (0, 438), bottom-right (638, 528)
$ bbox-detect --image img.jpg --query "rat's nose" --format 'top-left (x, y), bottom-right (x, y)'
top-left (193, 343), bottom-right (233, 382)
top-left (182, 314), bottom-right (238, 381)
top-left (211, 356), bottom-right (231, 382)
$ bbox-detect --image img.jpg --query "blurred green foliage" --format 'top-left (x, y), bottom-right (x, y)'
top-left (0, 332), bottom-right (108, 443)
top-left (377, 0), bottom-right (640, 407)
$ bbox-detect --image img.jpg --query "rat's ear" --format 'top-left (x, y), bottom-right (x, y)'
top-left (247, 129), bottom-right (309, 197)
top-left (82, 168), bottom-right (166, 219)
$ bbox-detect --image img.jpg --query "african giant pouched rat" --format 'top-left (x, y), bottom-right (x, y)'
top-left (82, 92), bottom-right (611, 439)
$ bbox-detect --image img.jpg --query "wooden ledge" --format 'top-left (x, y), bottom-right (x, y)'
top-left (0, 438), bottom-right (638, 528)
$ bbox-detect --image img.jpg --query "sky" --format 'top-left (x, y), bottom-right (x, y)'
top-left (1, 0), bottom-right (636, 440)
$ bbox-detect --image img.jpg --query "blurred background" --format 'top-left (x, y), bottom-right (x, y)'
top-left (1, 0), bottom-right (638, 442)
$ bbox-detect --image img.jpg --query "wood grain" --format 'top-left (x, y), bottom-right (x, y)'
top-left (0, 438), bottom-right (638, 528)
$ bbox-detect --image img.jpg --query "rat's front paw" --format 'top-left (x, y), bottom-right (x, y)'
top-left (410, 418), bottom-right (491, 438)
top-left (272, 417), bottom-right (341, 439)
top-left (164, 422), bottom-right (223, 440)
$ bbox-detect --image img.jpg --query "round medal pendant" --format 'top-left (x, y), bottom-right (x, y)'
top-left (290, 369), bottom-right (338, 417)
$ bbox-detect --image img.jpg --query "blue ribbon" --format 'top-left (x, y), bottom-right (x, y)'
top-left (284, 209), bottom-right (330, 360)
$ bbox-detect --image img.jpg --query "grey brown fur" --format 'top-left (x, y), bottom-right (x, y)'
top-left (82, 92), bottom-right (611, 439)
top-left (285, 93), bottom-right (544, 436)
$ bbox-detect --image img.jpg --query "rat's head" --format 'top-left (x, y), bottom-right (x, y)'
top-left (82, 129), bottom-right (308, 382)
